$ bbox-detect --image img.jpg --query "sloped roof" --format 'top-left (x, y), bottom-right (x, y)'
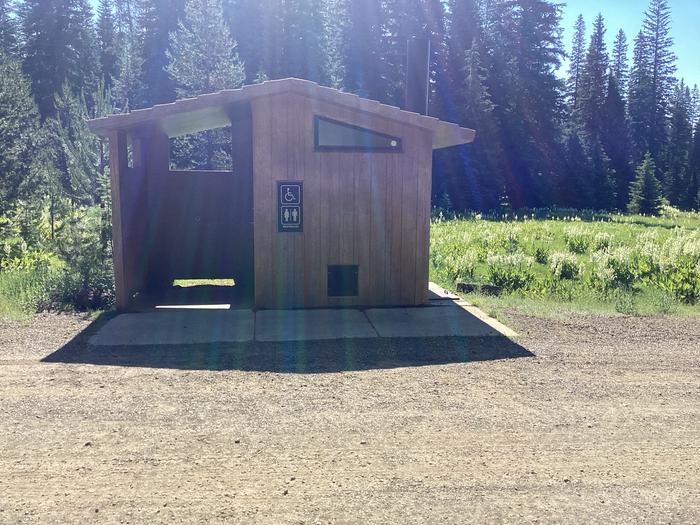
top-left (87, 78), bottom-right (475, 150)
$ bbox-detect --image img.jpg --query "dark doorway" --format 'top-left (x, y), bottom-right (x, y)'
top-left (137, 102), bottom-right (254, 309)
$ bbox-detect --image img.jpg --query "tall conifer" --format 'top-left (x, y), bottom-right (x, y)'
top-left (567, 14), bottom-right (586, 114)
top-left (21, 0), bottom-right (99, 117)
top-left (0, 0), bottom-right (17, 55)
top-left (97, 0), bottom-right (119, 91)
top-left (341, 0), bottom-right (389, 102)
top-left (629, 0), bottom-right (676, 165)
top-left (0, 52), bottom-right (42, 216)
top-left (611, 29), bottom-right (628, 93)
top-left (602, 72), bottom-right (633, 208)
top-left (664, 81), bottom-right (693, 206)
top-left (280, 0), bottom-right (326, 83)
top-left (579, 14), bottom-right (608, 143)
top-left (139, 0), bottom-right (183, 105)
top-left (628, 153), bottom-right (662, 215)
top-left (687, 119), bottom-right (700, 209)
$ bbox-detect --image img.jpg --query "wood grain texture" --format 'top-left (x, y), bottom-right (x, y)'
top-left (251, 92), bottom-right (433, 308)
top-left (108, 130), bottom-right (128, 309)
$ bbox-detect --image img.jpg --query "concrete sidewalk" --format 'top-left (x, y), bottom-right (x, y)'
top-left (89, 300), bottom-right (516, 346)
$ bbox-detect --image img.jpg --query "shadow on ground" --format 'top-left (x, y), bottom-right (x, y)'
top-left (42, 312), bottom-right (533, 373)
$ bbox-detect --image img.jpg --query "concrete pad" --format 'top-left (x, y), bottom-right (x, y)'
top-left (89, 310), bottom-right (254, 346)
top-left (365, 303), bottom-right (516, 338)
top-left (255, 309), bottom-right (377, 342)
top-left (428, 281), bottom-right (460, 300)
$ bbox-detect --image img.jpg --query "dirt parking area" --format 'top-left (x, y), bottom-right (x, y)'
top-left (0, 311), bottom-right (699, 523)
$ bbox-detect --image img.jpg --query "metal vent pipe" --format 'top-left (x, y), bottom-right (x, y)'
top-left (405, 38), bottom-right (430, 115)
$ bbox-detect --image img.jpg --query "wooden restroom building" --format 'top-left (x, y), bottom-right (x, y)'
top-left (87, 78), bottom-right (476, 310)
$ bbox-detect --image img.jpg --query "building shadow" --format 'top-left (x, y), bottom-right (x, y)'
top-left (42, 311), bottom-right (534, 373)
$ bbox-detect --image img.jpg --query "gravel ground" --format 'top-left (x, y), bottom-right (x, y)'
top-left (0, 310), bottom-right (698, 524)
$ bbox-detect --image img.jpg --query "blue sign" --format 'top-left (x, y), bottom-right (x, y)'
top-left (278, 182), bottom-right (303, 232)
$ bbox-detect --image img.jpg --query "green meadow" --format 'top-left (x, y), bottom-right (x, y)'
top-left (430, 207), bottom-right (700, 317)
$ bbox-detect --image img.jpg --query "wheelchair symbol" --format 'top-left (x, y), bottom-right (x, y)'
top-left (281, 184), bottom-right (300, 204)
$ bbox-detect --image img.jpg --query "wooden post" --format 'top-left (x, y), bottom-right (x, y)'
top-left (108, 130), bottom-right (129, 309)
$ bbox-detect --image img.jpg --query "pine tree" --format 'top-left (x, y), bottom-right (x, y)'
top-left (690, 84), bottom-right (700, 126)
top-left (629, 30), bottom-right (652, 161)
top-left (71, 0), bottom-right (100, 104)
top-left (687, 119), bottom-right (700, 209)
top-left (167, 0), bottom-right (244, 97)
top-left (579, 14), bottom-right (608, 143)
top-left (432, 0), bottom-right (480, 211)
top-left (259, 0), bottom-right (284, 79)
top-left (97, 0), bottom-right (119, 91)
top-left (113, 0), bottom-right (143, 110)
top-left (48, 84), bottom-right (102, 205)
top-left (139, 0), bottom-right (184, 105)
top-left (444, 0), bottom-right (480, 116)
top-left (20, 0), bottom-right (99, 118)
top-left (167, 0), bottom-right (244, 169)
top-left (664, 80), bottom-right (693, 206)
top-left (341, 0), bottom-right (389, 102)
top-left (321, 0), bottom-right (346, 87)
top-left (588, 139), bottom-right (616, 210)
top-left (280, 0), bottom-right (327, 83)
top-left (0, 0), bottom-right (18, 55)
top-left (223, 0), bottom-right (267, 82)
top-left (566, 14), bottom-right (586, 113)
top-left (628, 152), bottom-right (663, 215)
top-left (611, 29), bottom-right (628, 93)
top-left (630, 0), bottom-right (676, 169)
top-left (480, 0), bottom-right (566, 209)
top-left (420, 0), bottom-right (450, 116)
top-left (562, 131), bottom-right (594, 209)
top-left (381, 0), bottom-right (444, 106)
top-left (0, 52), bottom-right (42, 217)
top-left (601, 72), bottom-right (634, 208)
top-left (458, 40), bottom-right (504, 211)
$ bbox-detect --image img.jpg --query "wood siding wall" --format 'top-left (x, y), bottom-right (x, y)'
top-left (251, 92), bottom-right (433, 308)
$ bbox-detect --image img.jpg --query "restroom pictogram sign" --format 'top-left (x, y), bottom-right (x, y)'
top-left (278, 182), bottom-right (303, 232)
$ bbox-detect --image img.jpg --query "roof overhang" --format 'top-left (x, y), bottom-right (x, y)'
top-left (87, 78), bottom-right (476, 150)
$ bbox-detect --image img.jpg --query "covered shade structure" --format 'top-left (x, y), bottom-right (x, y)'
top-left (87, 78), bottom-right (476, 310)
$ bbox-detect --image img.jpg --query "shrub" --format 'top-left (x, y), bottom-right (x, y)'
top-left (593, 232), bottom-right (613, 251)
top-left (549, 252), bottom-right (581, 280)
top-left (564, 227), bottom-right (593, 254)
top-left (590, 248), bottom-right (637, 291)
top-left (534, 246), bottom-right (549, 264)
top-left (486, 253), bottom-right (534, 291)
top-left (438, 251), bottom-right (478, 283)
top-left (52, 207), bottom-right (115, 310)
top-left (652, 232), bottom-right (700, 304)
top-left (635, 237), bottom-right (663, 278)
top-left (615, 292), bottom-right (639, 315)
top-left (657, 257), bottom-right (700, 304)
top-left (46, 266), bottom-right (115, 311)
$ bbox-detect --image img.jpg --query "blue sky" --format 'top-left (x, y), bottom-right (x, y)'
top-left (560, 0), bottom-right (700, 89)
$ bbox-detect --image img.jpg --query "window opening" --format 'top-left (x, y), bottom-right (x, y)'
top-left (315, 116), bottom-right (402, 152)
top-left (169, 127), bottom-right (233, 170)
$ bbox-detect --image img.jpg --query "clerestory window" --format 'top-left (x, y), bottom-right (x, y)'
top-left (314, 116), bottom-right (402, 152)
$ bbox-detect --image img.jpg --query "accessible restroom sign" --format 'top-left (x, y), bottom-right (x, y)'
top-left (277, 181), bottom-right (303, 232)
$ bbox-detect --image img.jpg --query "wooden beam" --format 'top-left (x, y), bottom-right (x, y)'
top-left (108, 130), bottom-right (129, 309)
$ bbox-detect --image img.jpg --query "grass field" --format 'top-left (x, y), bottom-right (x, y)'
top-left (3, 207), bottom-right (699, 321)
top-left (430, 207), bottom-right (700, 318)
